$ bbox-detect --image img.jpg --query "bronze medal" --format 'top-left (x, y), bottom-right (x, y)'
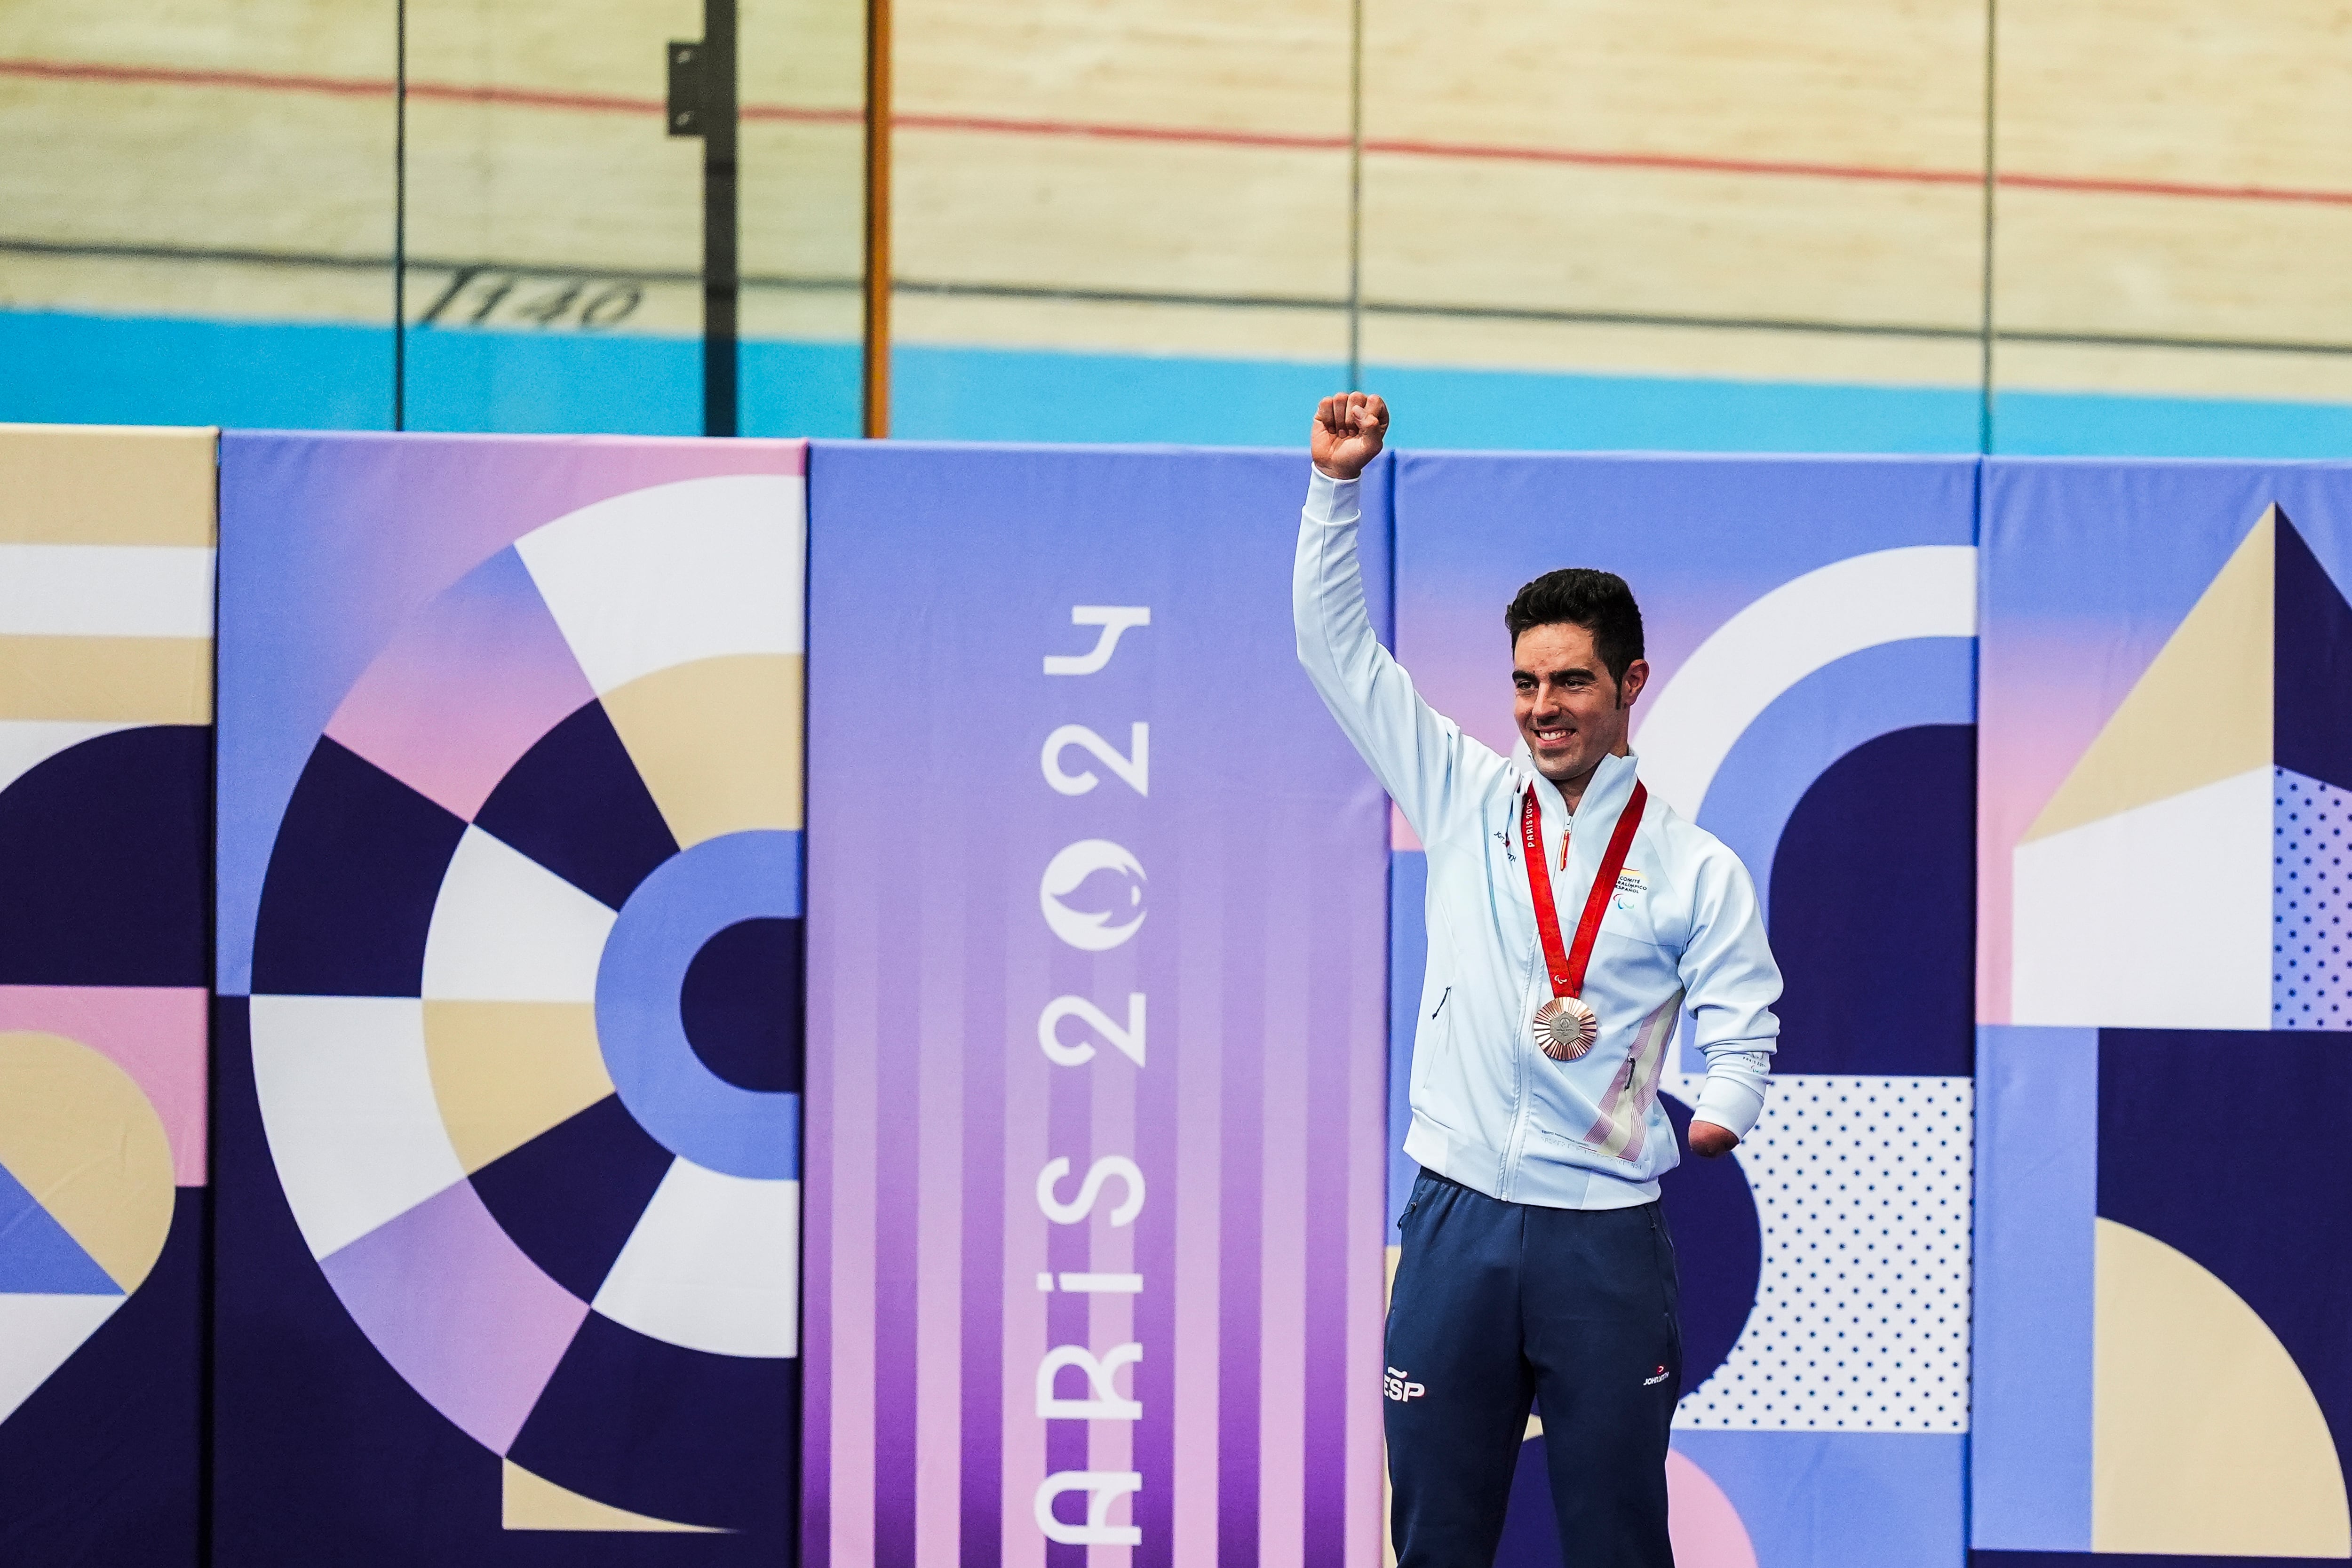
top-left (1532, 995), bottom-right (1599, 1061)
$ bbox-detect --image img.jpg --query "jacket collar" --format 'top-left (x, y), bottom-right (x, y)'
top-left (1511, 745), bottom-right (1641, 829)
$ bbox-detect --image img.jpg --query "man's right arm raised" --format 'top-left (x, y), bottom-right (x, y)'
top-left (1293, 396), bottom-right (1478, 842)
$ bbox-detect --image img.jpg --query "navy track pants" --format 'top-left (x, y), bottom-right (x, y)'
top-left (1384, 1170), bottom-right (1681, 1568)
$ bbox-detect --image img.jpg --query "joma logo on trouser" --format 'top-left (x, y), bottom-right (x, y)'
top-left (1383, 1367), bottom-right (1425, 1402)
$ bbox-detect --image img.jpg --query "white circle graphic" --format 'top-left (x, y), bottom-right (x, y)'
top-left (1039, 839), bottom-right (1148, 951)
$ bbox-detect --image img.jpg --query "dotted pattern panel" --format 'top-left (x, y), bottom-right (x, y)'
top-left (1669, 1074), bottom-right (1971, 1432)
top-left (2273, 768), bottom-right (2352, 1031)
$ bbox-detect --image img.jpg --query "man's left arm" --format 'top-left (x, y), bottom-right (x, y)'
top-left (1677, 846), bottom-right (1783, 1157)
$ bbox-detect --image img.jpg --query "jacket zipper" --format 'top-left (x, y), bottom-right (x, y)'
top-left (1429, 987), bottom-right (1450, 1020)
top-left (1498, 787), bottom-right (1542, 1199)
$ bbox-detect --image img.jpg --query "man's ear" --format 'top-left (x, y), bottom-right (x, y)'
top-left (1616, 658), bottom-right (1651, 708)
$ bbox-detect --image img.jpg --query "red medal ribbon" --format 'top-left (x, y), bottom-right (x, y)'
top-left (1520, 778), bottom-right (1648, 1002)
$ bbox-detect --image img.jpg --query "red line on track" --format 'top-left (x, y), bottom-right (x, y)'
top-left (9, 55), bottom-right (2352, 210)
top-left (884, 108), bottom-right (1345, 151)
top-left (1996, 168), bottom-right (2352, 206)
top-left (1362, 134), bottom-right (1979, 187)
top-left (1, 55), bottom-right (653, 112)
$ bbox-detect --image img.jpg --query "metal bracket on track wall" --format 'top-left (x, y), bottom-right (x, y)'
top-left (667, 0), bottom-right (740, 437)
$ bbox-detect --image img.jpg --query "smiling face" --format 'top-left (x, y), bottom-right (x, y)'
top-left (1512, 621), bottom-right (1651, 789)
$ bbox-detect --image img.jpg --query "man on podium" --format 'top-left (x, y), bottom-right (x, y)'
top-left (1294, 392), bottom-right (1783, 1567)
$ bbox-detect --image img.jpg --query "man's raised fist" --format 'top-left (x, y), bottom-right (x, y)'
top-left (1311, 391), bottom-right (1389, 482)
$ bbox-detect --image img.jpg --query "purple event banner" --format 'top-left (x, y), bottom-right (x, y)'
top-left (805, 445), bottom-right (1392, 1568)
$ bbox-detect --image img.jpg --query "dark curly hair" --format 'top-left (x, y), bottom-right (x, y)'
top-left (1503, 568), bottom-right (1645, 687)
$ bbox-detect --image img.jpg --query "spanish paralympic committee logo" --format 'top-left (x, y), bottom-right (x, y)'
top-left (1039, 838), bottom-right (1148, 951)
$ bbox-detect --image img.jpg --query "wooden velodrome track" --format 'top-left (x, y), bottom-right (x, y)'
top-left (2, 0), bottom-right (2349, 403)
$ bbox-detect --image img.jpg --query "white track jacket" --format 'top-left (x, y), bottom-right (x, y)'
top-left (1295, 470), bottom-right (1781, 1209)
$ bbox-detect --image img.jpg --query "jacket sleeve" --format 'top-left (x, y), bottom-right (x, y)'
top-left (1677, 843), bottom-right (1782, 1138)
top-left (1293, 470), bottom-right (1487, 842)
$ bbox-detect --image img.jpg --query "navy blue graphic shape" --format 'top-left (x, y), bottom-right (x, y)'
top-left (1769, 723), bottom-right (1975, 1075)
top-left (0, 724), bottom-right (208, 987)
top-left (0, 1188), bottom-right (204, 1568)
top-left (468, 1095), bottom-right (676, 1305)
top-left (680, 916), bottom-right (804, 1094)
top-left (472, 700), bottom-right (679, 911)
top-left (2274, 510), bottom-right (2352, 796)
top-left (2098, 1028), bottom-right (2352, 1496)
top-left (507, 1308), bottom-right (797, 1538)
top-left (251, 738), bottom-right (465, 997)
top-left (1658, 1091), bottom-right (1763, 1395)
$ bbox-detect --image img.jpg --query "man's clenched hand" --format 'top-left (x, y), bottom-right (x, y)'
top-left (1312, 391), bottom-right (1389, 481)
top-left (1688, 1120), bottom-right (1739, 1158)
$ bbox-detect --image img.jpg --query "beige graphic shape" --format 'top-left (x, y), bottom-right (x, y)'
top-left (2026, 505), bottom-right (2274, 843)
top-left (0, 424), bottom-right (217, 546)
top-left (0, 1031), bottom-right (176, 1292)
top-left (501, 1459), bottom-right (724, 1532)
top-left (600, 653), bottom-right (803, 847)
top-left (2092, 1217), bottom-right (2351, 1556)
top-left (0, 635), bottom-right (212, 723)
top-left (422, 1002), bottom-right (613, 1174)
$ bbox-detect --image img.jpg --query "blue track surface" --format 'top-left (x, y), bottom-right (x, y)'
top-left (4, 309), bottom-right (2349, 459)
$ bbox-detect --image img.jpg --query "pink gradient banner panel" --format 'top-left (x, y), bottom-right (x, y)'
top-left (805, 445), bottom-right (1392, 1568)
top-left (321, 547), bottom-right (596, 821)
top-left (1976, 459), bottom-right (2352, 1023)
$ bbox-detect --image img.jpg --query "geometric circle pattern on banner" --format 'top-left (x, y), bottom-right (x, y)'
top-left (593, 830), bottom-right (801, 1179)
top-left (246, 474), bottom-right (805, 1529)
